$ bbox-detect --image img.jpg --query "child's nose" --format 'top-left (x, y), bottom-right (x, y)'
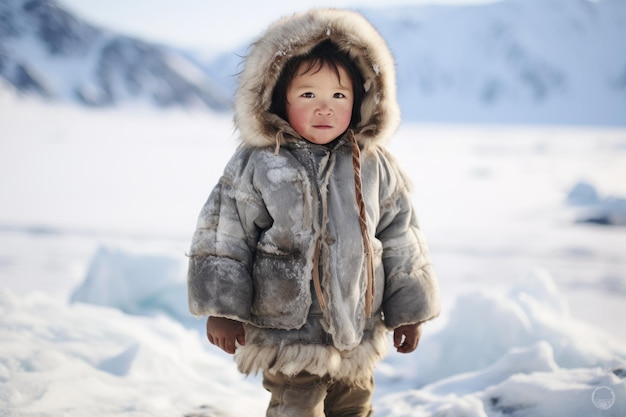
top-left (316, 102), bottom-right (332, 115)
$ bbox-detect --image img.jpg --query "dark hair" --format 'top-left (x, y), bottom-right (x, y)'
top-left (269, 40), bottom-right (365, 129)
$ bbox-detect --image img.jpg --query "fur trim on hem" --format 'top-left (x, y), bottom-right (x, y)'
top-left (234, 323), bottom-right (388, 386)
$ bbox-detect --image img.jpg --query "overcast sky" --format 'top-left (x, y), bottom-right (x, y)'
top-left (57, 0), bottom-right (500, 52)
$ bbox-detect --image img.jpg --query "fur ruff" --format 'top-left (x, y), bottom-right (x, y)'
top-left (234, 8), bottom-right (401, 151)
top-left (235, 321), bottom-right (388, 387)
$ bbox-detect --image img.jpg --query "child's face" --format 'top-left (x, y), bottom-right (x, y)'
top-left (286, 63), bottom-right (354, 145)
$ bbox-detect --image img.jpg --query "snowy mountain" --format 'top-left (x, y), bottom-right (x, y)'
top-left (360, 0), bottom-right (626, 126)
top-left (1, 0), bottom-right (625, 126)
top-left (201, 0), bottom-right (626, 127)
top-left (0, 0), bottom-right (230, 109)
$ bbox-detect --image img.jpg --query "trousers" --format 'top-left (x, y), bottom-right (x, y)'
top-left (262, 371), bottom-right (374, 417)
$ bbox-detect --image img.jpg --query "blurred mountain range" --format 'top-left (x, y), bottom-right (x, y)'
top-left (0, 0), bottom-right (230, 110)
top-left (364, 0), bottom-right (626, 126)
top-left (1, 0), bottom-right (625, 126)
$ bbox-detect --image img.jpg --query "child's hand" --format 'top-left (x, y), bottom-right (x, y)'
top-left (393, 323), bottom-right (423, 353)
top-left (206, 316), bottom-right (246, 354)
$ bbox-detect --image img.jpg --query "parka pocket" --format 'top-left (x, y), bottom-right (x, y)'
top-left (251, 249), bottom-right (311, 328)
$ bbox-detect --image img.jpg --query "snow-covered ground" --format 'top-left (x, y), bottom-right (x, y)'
top-left (1, 94), bottom-right (625, 416)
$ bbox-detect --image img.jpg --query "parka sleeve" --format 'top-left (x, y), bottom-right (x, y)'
top-left (187, 149), bottom-right (272, 322)
top-left (375, 150), bottom-right (441, 329)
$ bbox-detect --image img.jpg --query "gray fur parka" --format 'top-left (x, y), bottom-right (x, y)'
top-left (187, 8), bottom-right (440, 382)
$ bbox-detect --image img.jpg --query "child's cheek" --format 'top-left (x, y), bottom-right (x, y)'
top-left (339, 104), bottom-right (354, 130)
top-left (287, 104), bottom-right (309, 137)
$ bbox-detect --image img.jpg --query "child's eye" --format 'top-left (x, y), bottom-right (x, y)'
top-left (301, 92), bottom-right (315, 98)
top-left (334, 93), bottom-right (346, 99)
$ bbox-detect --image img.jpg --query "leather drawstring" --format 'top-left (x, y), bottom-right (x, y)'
top-left (274, 130), bottom-right (283, 155)
top-left (348, 130), bottom-right (375, 318)
top-left (312, 241), bottom-right (327, 311)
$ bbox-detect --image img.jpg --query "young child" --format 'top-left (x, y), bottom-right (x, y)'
top-left (187, 8), bottom-right (440, 416)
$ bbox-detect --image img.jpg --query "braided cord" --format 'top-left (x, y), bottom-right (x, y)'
top-left (348, 130), bottom-right (375, 318)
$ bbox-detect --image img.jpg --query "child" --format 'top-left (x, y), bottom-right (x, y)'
top-left (187, 8), bottom-right (440, 416)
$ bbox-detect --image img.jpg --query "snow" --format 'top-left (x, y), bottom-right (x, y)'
top-left (1, 95), bottom-right (626, 416)
top-left (566, 181), bottom-right (626, 226)
top-left (0, 289), bottom-right (266, 416)
top-left (70, 246), bottom-right (194, 328)
top-left (359, 0), bottom-right (626, 126)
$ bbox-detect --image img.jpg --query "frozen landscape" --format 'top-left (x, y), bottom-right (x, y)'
top-left (1, 93), bottom-right (625, 416)
top-left (1, 0), bottom-right (626, 414)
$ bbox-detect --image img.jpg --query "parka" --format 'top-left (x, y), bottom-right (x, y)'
top-left (187, 8), bottom-right (440, 383)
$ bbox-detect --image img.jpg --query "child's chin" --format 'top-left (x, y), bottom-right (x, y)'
top-left (305, 134), bottom-right (338, 145)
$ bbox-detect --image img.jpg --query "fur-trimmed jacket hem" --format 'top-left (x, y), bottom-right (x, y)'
top-left (234, 320), bottom-right (388, 387)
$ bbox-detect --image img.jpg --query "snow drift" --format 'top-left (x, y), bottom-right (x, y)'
top-left (2, 250), bottom-right (624, 416)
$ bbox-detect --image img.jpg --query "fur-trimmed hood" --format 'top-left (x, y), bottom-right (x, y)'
top-left (233, 8), bottom-right (401, 149)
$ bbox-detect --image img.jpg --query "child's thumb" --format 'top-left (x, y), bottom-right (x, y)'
top-left (393, 329), bottom-right (403, 347)
top-left (236, 331), bottom-right (246, 346)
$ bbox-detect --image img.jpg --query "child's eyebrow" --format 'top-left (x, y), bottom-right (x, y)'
top-left (293, 83), bottom-right (351, 91)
